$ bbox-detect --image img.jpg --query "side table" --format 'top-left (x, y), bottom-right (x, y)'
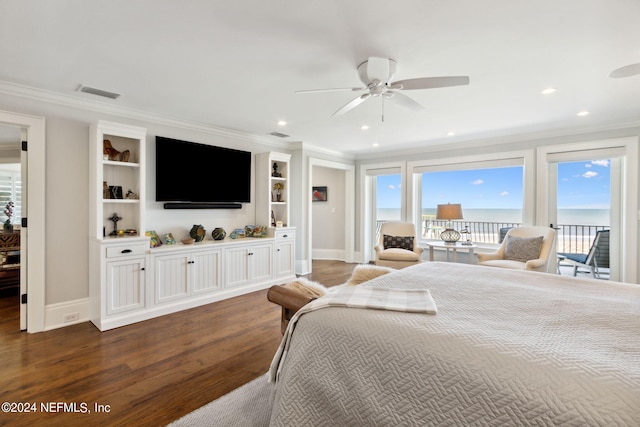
top-left (425, 241), bottom-right (477, 263)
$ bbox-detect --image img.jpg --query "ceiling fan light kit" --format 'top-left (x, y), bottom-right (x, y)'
top-left (298, 56), bottom-right (470, 121)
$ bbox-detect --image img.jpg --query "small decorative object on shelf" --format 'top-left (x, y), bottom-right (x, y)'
top-left (146, 230), bottom-right (162, 247)
top-left (244, 225), bottom-right (267, 237)
top-left (109, 186), bottom-right (123, 199)
top-left (125, 229), bottom-right (138, 236)
top-left (272, 162), bottom-right (282, 177)
top-left (125, 189), bottom-right (139, 199)
top-left (103, 182), bottom-right (110, 199)
top-left (229, 228), bottom-right (246, 239)
top-left (108, 212), bottom-right (123, 236)
top-left (190, 224), bottom-right (206, 242)
top-left (3, 201), bottom-right (14, 232)
top-left (271, 210), bottom-right (276, 227)
top-left (103, 139), bottom-right (121, 161)
top-left (181, 237), bottom-right (195, 245)
top-left (273, 182), bottom-right (284, 202)
top-left (120, 149), bottom-right (130, 162)
top-left (164, 233), bottom-right (176, 245)
top-left (211, 227), bottom-right (226, 240)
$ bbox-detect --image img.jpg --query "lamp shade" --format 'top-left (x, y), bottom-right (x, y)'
top-left (436, 203), bottom-right (463, 220)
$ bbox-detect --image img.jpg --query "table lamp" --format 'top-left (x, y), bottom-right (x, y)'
top-left (436, 203), bottom-right (463, 244)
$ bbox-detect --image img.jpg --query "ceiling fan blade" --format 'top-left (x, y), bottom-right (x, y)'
top-left (366, 57), bottom-right (390, 84)
top-left (333, 93), bottom-right (371, 116)
top-left (388, 91), bottom-right (424, 112)
top-left (295, 87), bottom-right (365, 94)
top-left (609, 63), bottom-right (640, 78)
top-left (390, 76), bottom-right (470, 90)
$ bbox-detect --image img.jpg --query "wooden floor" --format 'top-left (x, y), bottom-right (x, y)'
top-left (0, 260), bottom-right (357, 427)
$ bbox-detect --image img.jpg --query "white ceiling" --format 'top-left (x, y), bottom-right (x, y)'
top-left (1, 0), bottom-right (640, 156)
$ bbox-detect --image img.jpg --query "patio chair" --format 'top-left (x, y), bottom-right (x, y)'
top-left (557, 230), bottom-right (609, 279)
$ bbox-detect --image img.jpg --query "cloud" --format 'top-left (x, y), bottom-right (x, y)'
top-left (582, 171), bottom-right (598, 178)
top-left (471, 179), bottom-right (484, 185)
top-left (387, 185), bottom-right (396, 190)
top-left (499, 191), bottom-right (510, 196)
top-left (591, 160), bottom-right (609, 167)
top-left (584, 163), bottom-right (592, 168)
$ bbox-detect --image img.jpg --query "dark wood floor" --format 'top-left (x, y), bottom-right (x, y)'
top-left (0, 260), bottom-right (357, 427)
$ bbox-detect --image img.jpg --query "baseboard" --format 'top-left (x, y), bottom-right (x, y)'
top-left (45, 298), bottom-right (90, 330)
top-left (311, 249), bottom-right (345, 261)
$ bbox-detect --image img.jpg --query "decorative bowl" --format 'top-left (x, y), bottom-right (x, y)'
top-left (181, 237), bottom-right (195, 245)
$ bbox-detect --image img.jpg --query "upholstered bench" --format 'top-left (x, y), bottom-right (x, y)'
top-left (267, 264), bottom-right (393, 333)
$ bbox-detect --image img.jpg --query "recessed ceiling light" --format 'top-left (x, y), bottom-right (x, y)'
top-left (372, 142), bottom-right (379, 147)
top-left (360, 125), bottom-right (369, 130)
top-left (447, 131), bottom-right (455, 136)
top-left (277, 120), bottom-right (287, 126)
top-left (541, 87), bottom-right (557, 95)
top-left (577, 111), bottom-right (590, 116)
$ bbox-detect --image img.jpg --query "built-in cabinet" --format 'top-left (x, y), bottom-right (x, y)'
top-left (90, 122), bottom-right (297, 331)
top-left (256, 151), bottom-right (291, 228)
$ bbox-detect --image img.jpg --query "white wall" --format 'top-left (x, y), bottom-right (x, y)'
top-left (312, 166), bottom-right (345, 260)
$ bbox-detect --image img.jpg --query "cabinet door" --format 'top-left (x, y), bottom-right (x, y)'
top-left (251, 242), bottom-right (274, 283)
top-left (225, 246), bottom-right (251, 288)
top-left (275, 239), bottom-right (295, 278)
top-left (154, 253), bottom-right (189, 304)
top-left (106, 257), bottom-right (145, 315)
top-left (191, 249), bottom-right (222, 294)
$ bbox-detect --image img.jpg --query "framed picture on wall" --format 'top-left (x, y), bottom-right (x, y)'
top-left (312, 186), bottom-right (328, 202)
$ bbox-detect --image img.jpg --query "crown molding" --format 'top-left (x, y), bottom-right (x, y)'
top-left (0, 80), bottom-right (293, 149)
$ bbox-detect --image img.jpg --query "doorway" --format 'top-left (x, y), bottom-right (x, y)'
top-left (0, 110), bottom-right (46, 332)
top-left (537, 138), bottom-right (638, 283)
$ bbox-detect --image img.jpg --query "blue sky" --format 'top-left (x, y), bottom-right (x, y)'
top-left (376, 160), bottom-right (611, 209)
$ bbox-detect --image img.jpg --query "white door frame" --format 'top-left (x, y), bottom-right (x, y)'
top-left (0, 110), bottom-right (46, 332)
top-left (536, 137), bottom-right (638, 283)
top-left (306, 157), bottom-right (355, 271)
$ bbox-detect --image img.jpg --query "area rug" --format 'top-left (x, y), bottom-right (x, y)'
top-left (167, 374), bottom-right (273, 427)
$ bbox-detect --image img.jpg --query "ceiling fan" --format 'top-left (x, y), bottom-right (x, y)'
top-left (609, 62), bottom-right (640, 78)
top-left (296, 57), bottom-right (469, 121)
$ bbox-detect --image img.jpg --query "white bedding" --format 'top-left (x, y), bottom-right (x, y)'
top-left (269, 262), bottom-right (640, 426)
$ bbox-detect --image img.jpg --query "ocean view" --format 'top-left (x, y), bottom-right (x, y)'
top-left (377, 208), bottom-right (610, 226)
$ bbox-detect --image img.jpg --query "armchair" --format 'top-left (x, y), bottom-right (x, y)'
top-left (374, 222), bottom-right (423, 269)
top-left (477, 226), bottom-right (556, 273)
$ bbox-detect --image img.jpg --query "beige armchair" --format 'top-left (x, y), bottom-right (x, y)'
top-left (477, 226), bottom-right (556, 273)
top-left (374, 222), bottom-right (423, 269)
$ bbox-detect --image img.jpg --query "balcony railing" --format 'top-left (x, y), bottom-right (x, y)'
top-left (376, 219), bottom-right (608, 255)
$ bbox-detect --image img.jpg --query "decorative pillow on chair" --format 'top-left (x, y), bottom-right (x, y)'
top-left (504, 235), bottom-right (544, 262)
top-left (383, 234), bottom-right (414, 250)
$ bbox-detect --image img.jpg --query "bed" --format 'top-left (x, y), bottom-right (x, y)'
top-left (268, 262), bottom-right (640, 426)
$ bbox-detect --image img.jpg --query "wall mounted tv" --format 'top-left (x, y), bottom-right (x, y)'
top-left (155, 136), bottom-right (251, 209)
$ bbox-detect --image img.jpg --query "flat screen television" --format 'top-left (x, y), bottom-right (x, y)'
top-left (155, 136), bottom-right (251, 208)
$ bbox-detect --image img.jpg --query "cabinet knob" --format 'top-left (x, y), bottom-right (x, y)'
top-left (141, 267), bottom-right (145, 271)
top-left (248, 252), bottom-right (254, 256)
top-left (277, 248), bottom-right (281, 252)
top-left (282, 234), bottom-right (288, 238)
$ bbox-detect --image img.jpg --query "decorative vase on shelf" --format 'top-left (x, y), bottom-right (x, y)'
top-left (3, 223), bottom-right (13, 233)
top-left (276, 190), bottom-right (282, 202)
top-left (211, 227), bottom-right (226, 241)
top-left (190, 224), bottom-right (206, 242)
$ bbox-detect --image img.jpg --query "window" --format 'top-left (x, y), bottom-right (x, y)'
top-left (411, 156), bottom-right (527, 244)
top-left (0, 170), bottom-right (22, 225)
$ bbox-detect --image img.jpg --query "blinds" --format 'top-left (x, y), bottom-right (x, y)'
top-left (0, 171), bottom-right (22, 224)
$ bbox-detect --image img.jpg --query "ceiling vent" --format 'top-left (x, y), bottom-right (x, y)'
top-left (77, 85), bottom-right (121, 100)
top-left (268, 131), bottom-right (290, 138)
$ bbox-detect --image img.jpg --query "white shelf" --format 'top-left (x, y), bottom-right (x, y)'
top-left (103, 160), bottom-right (140, 168)
top-left (103, 199), bottom-right (140, 204)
